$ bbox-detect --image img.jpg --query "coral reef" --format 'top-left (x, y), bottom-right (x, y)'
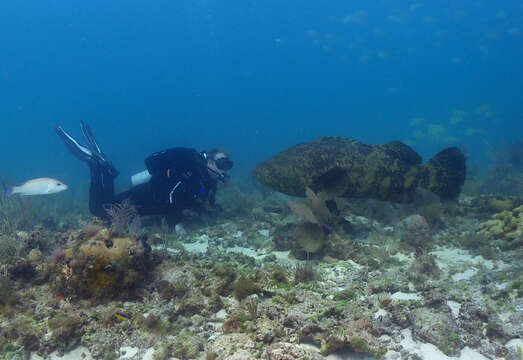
top-left (50, 226), bottom-right (149, 300)
top-left (0, 185), bottom-right (522, 360)
top-left (478, 204), bottom-right (523, 248)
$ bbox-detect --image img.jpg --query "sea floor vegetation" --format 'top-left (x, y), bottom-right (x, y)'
top-left (0, 186), bottom-right (521, 360)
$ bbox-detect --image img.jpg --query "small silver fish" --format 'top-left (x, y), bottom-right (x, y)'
top-left (4, 178), bottom-right (68, 196)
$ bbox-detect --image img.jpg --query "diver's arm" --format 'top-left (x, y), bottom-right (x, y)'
top-left (207, 182), bottom-right (217, 206)
top-left (164, 177), bottom-right (188, 207)
top-left (159, 171), bottom-right (205, 210)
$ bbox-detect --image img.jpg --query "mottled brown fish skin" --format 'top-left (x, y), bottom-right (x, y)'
top-left (253, 137), bottom-right (465, 202)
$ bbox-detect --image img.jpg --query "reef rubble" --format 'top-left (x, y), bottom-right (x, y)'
top-left (0, 192), bottom-right (521, 360)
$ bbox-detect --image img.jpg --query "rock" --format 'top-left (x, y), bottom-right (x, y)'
top-left (210, 333), bottom-right (257, 359)
top-left (373, 309), bottom-right (394, 335)
top-left (458, 302), bottom-right (490, 347)
top-left (408, 308), bottom-right (462, 356)
top-left (261, 342), bottom-right (322, 360)
top-left (503, 312), bottom-right (523, 338)
top-left (254, 317), bottom-right (284, 343)
top-left (505, 338), bottom-right (523, 360)
top-left (399, 215), bottom-right (431, 248)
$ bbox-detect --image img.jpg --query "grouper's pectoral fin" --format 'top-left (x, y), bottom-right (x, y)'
top-left (314, 167), bottom-right (352, 197)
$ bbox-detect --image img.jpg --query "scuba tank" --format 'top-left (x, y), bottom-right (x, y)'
top-left (131, 170), bottom-right (152, 186)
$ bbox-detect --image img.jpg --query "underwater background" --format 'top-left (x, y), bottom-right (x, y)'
top-left (1, 2), bottom-right (523, 360)
top-left (1, 0), bottom-right (522, 195)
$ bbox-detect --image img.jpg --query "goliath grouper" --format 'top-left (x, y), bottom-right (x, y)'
top-left (253, 137), bottom-right (466, 202)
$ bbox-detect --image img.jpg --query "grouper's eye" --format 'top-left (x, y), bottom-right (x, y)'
top-left (57, 183), bottom-right (62, 186)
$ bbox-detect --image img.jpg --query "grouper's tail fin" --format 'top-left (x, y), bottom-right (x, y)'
top-left (420, 147), bottom-right (466, 201)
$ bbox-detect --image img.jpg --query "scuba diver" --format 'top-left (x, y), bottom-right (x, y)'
top-left (56, 121), bottom-right (233, 224)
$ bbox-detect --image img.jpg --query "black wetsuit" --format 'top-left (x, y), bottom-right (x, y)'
top-left (89, 148), bottom-right (217, 223)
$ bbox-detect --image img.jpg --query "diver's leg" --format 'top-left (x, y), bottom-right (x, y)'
top-left (88, 165), bottom-right (116, 219)
top-left (113, 184), bottom-right (158, 216)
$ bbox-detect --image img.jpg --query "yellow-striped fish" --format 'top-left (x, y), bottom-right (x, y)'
top-left (4, 178), bottom-right (68, 196)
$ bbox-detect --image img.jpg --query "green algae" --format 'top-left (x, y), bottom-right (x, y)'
top-left (333, 287), bottom-right (359, 301)
top-left (48, 314), bottom-right (85, 352)
top-left (1, 344), bottom-right (25, 360)
top-left (0, 277), bottom-right (18, 310)
top-left (266, 264), bottom-right (288, 284)
top-left (205, 351), bottom-right (218, 360)
top-left (439, 332), bottom-right (461, 356)
top-left (171, 332), bottom-right (201, 359)
top-left (103, 350), bottom-right (118, 360)
top-left (232, 276), bottom-right (259, 301)
top-left (349, 337), bottom-right (371, 353)
top-left (294, 263), bottom-right (316, 284)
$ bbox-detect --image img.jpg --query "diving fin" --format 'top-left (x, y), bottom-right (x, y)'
top-left (81, 121), bottom-right (104, 160)
top-left (56, 123), bottom-right (119, 178)
top-left (80, 121), bottom-right (119, 178)
top-left (56, 125), bottom-right (94, 163)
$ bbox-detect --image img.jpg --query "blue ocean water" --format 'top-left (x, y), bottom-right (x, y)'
top-left (1, 0), bottom-right (522, 194)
